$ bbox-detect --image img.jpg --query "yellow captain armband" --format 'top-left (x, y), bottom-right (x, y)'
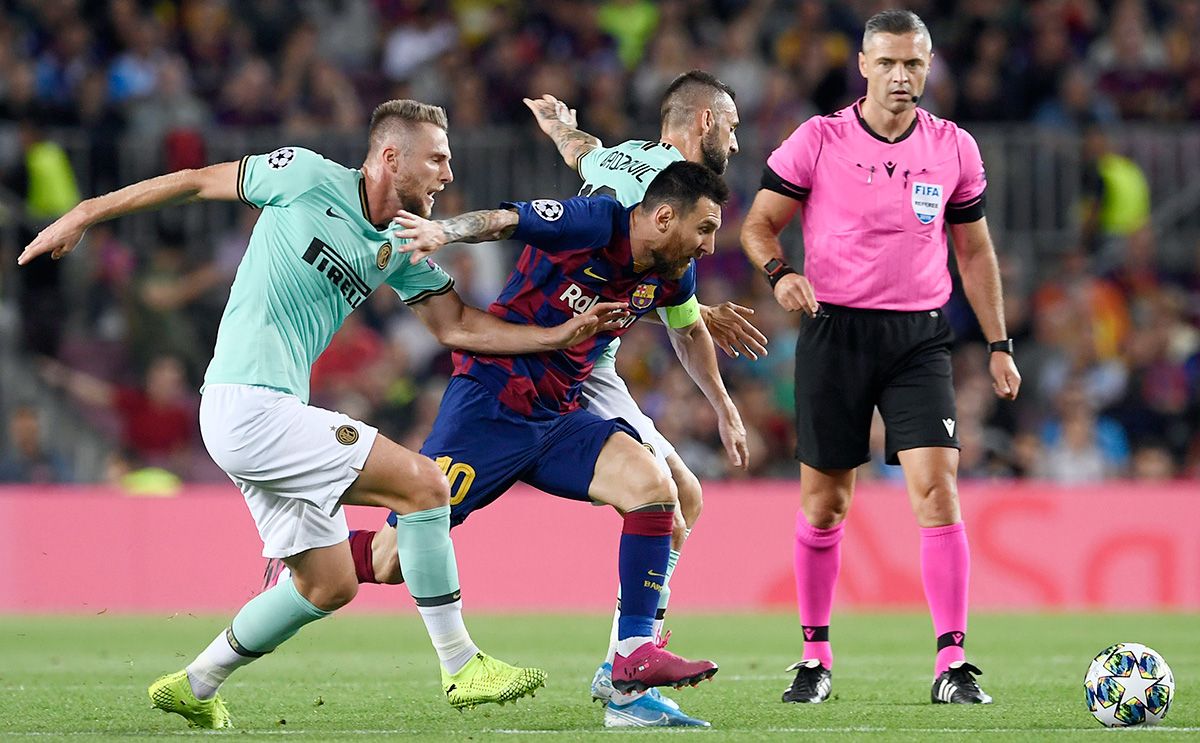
top-left (662, 296), bottom-right (701, 329)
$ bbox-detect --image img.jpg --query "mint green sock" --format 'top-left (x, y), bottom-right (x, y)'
top-left (656, 548), bottom-right (681, 612)
top-left (395, 505), bottom-right (461, 604)
top-left (228, 578), bottom-right (330, 655)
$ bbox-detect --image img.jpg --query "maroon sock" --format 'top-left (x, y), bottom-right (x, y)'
top-left (349, 530), bottom-right (379, 584)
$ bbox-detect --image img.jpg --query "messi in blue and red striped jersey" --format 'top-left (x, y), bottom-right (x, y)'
top-left (391, 161), bottom-right (729, 695)
top-left (452, 194), bottom-right (697, 418)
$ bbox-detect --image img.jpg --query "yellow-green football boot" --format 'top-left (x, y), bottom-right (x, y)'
top-left (148, 670), bottom-right (232, 729)
top-left (442, 652), bottom-right (547, 710)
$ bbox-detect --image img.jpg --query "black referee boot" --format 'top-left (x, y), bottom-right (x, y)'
top-left (931, 661), bottom-right (993, 704)
top-left (782, 660), bottom-right (832, 703)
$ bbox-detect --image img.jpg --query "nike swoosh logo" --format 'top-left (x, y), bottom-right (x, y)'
top-left (583, 267), bottom-right (608, 281)
top-left (647, 571), bottom-right (667, 579)
top-left (325, 207), bottom-right (347, 221)
top-left (635, 712), bottom-right (670, 725)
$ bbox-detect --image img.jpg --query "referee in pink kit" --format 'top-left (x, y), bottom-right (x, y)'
top-left (741, 9), bottom-right (1021, 705)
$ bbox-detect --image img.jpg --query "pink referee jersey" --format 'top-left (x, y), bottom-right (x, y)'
top-left (764, 99), bottom-right (987, 311)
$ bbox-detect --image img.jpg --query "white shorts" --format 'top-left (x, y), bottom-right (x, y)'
top-left (199, 384), bottom-right (379, 559)
top-left (580, 365), bottom-right (674, 475)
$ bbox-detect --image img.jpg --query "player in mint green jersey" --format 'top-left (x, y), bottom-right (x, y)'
top-left (18, 99), bottom-right (627, 729)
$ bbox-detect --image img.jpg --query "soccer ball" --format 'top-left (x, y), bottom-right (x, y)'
top-left (1084, 642), bottom-right (1174, 727)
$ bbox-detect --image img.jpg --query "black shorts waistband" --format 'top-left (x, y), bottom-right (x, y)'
top-left (817, 303), bottom-right (942, 317)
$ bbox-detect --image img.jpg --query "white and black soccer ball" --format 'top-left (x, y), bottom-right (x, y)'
top-left (1084, 642), bottom-right (1174, 727)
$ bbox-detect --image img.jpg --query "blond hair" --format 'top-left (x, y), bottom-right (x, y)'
top-left (368, 99), bottom-right (448, 152)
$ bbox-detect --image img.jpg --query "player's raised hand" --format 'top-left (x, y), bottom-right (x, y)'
top-left (546, 301), bottom-right (631, 348)
top-left (988, 351), bottom-right (1021, 401)
top-left (523, 94), bottom-right (578, 133)
top-left (773, 273), bottom-right (820, 317)
top-left (717, 407), bottom-right (750, 470)
top-left (17, 209), bottom-right (88, 265)
top-left (702, 302), bottom-right (768, 360)
top-left (393, 210), bottom-right (450, 264)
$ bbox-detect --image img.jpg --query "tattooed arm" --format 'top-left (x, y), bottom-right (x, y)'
top-left (392, 208), bottom-right (519, 264)
top-left (523, 94), bottom-right (601, 171)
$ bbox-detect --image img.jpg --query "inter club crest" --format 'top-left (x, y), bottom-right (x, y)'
top-left (630, 282), bottom-right (657, 310)
top-left (376, 242), bottom-right (392, 270)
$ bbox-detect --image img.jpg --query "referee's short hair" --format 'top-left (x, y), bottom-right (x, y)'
top-left (368, 99), bottom-right (448, 152)
top-left (863, 9), bottom-right (931, 49)
top-left (659, 70), bottom-right (736, 130)
top-left (641, 161), bottom-right (730, 215)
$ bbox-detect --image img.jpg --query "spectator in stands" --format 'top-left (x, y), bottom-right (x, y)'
top-left (34, 18), bottom-right (95, 106)
top-left (73, 70), bottom-right (126, 196)
top-left (1090, 0), bottom-right (1173, 120)
top-left (597, 0), bottom-right (660, 70)
top-left (126, 56), bottom-right (210, 146)
top-left (1038, 406), bottom-right (1121, 483)
top-left (126, 228), bottom-right (222, 382)
top-left (1109, 289), bottom-right (1198, 462)
top-left (0, 0), bottom-right (1196, 484)
top-left (4, 118), bottom-right (81, 358)
top-left (1015, 19), bottom-right (1075, 118)
top-left (108, 16), bottom-right (168, 104)
top-left (381, 4), bottom-right (458, 82)
top-left (39, 354), bottom-right (198, 477)
top-left (1039, 382), bottom-right (1130, 482)
top-left (1033, 65), bottom-right (1120, 130)
top-left (80, 223), bottom-right (137, 346)
top-left (0, 404), bottom-right (73, 483)
top-left (1077, 124), bottom-right (1153, 270)
top-left (1130, 442), bottom-right (1177, 480)
top-left (215, 57), bottom-right (280, 127)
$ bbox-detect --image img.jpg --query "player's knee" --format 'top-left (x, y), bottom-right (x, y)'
top-left (912, 476), bottom-right (960, 525)
top-left (406, 456), bottom-right (451, 511)
top-left (306, 575), bottom-right (359, 612)
top-left (628, 465), bottom-right (676, 509)
top-left (673, 468), bottom-right (703, 528)
top-left (913, 474), bottom-right (958, 507)
top-left (802, 497), bottom-right (849, 529)
top-left (801, 477), bottom-right (853, 528)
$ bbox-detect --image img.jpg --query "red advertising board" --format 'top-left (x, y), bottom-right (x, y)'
top-left (1, 481), bottom-right (1196, 612)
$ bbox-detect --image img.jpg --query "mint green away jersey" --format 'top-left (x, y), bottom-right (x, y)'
top-left (577, 139), bottom-right (695, 368)
top-left (203, 147), bottom-right (453, 403)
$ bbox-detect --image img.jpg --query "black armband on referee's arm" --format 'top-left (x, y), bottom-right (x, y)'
top-left (945, 192), bottom-right (987, 224)
top-left (760, 166), bottom-right (810, 201)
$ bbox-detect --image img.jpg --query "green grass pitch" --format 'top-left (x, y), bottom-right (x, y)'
top-left (1, 612), bottom-right (1196, 741)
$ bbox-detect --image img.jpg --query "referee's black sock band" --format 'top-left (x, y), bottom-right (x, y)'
top-left (802, 625), bottom-right (830, 643)
top-left (937, 631), bottom-right (966, 650)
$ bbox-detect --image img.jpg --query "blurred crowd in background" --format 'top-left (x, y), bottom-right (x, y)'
top-left (0, 0), bottom-right (1197, 486)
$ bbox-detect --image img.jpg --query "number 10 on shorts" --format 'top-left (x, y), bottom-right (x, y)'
top-left (433, 456), bottom-right (475, 505)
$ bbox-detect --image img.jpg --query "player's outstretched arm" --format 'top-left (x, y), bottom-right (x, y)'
top-left (523, 94), bottom-right (601, 171)
top-left (949, 217), bottom-right (1021, 401)
top-left (17, 162), bottom-right (240, 265)
top-left (700, 302), bottom-right (769, 360)
top-left (393, 208), bottom-right (520, 264)
top-left (665, 318), bottom-right (750, 470)
top-left (409, 288), bottom-right (631, 354)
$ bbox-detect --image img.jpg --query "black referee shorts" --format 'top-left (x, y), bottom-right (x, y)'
top-left (793, 304), bottom-right (959, 469)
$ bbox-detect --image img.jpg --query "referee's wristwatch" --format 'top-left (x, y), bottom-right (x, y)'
top-left (988, 338), bottom-right (1014, 355)
top-left (763, 258), bottom-right (797, 288)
